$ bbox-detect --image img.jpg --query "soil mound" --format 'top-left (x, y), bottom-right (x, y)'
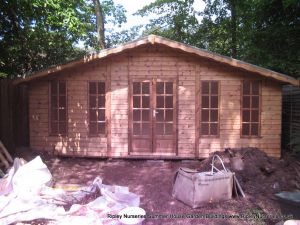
top-left (198, 148), bottom-right (300, 194)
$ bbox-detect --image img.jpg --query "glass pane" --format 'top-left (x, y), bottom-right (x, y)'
top-left (51, 82), bottom-right (58, 94)
top-left (156, 82), bottom-right (164, 94)
top-left (165, 96), bottom-right (173, 108)
top-left (252, 81), bottom-right (259, 95)
top-left (98, 96), bottom-right (105, 108)
top-left (165, 82), bottom-right (173, 94)
top-left (243, 110), bottom-right (250, 122)
top-left (142, 123), bottom-right (150, 135)
top-left (51, 109), bottom-right (58, 121)
top-left (133, 82), bottom-right (141, 94)
top-left (89, 122), bottom-right (97, 134)
top-left (202, 96), bottom-right (209, 108)
top-left (211, 81), bottom-right (218, 95)
top-left (59, 122), bottom-right (66, 134)
top-left (51, 122), bottom-right (58, 134)
top-left (201, 123), bottom-right (209, 135)
top-left (98, 109), bottom-right (105, 121)
top-left (59, 82), bottom-right (66, 95)
top-left (201, 109), bottom-right (209, 122)
top-left (201, 81), bottom-right (209, 94)
top-left (98, 122), bottom-right (105, 134)
top-left (251, 123), bottom-right (259, 136)
top-left (89, 109), bottom-right (97, 121)
top-left (165, 123), bottom-right (173, 135)
top-left (98, 82), bottom-right (105, 94)
top-left (210, 123), bottom-right (218, 135)
top-left (242, 123), bottom-right (250, 136)
top-left (142, 82), bottom-right (150, 94)
top-left (89, 82), bottom-right (97, 94)
top-left (156, 123), bottom-right (164, 135)
top-left (59, 109), bottom-right (66, 121)
top-left (133, 123), bottom-right (140, 135)
top-left (142, 110), bottom-right (150, 121)
top-left (51, 96), bottom-right (57, 108)
top-left (89, 96), bottom-right (97, 108)
top-left (251, 110), bottom-right (259, 122)
top-left (156, 110), bottom-right (164, 121)
top-left (59, 96), bottom-right (66, 107)
top-left (252, 96), bottom-right (259, 108)
top-left (211, 96), bottom-right (218, 108)
top-left (142, 96), bottom-right (150, 108)
top-left (243, 96), bottom-right (250, 108)
top-left (133, 96), bottom-right (140, 108)
top-left (165, 109), bottom-right (173, 122)
top-left (133, 110), bottom-right (140, 121)
top-left (211, 110), bottom-right (218, 122)
top-left (156, 96), bottom-right (164, 108)
top-left (243, 81), bottom-right (250, 95)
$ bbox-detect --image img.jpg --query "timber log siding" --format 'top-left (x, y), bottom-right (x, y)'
top-left (22, 36), bottom-right (298, 158)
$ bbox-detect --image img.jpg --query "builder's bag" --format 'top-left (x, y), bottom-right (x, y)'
top-left (172, 155), bottom-right (234, 208)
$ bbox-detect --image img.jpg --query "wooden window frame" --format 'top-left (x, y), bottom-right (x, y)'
top-left (88, 81), bottom-right (107, 137)
top-left (240, 80), bottom-right (261, 138)
top-left (199, 80), bottom-right (220, 137)
top-left (49, 80), bottom-right (68, 136)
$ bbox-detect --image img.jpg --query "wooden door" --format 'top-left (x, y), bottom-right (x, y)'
top-left (153, 80), bottom-right (177, 154)
top-left (129, 79), bottom-right (177, 155)
top-left (130, 81), bottom-right (152, 153)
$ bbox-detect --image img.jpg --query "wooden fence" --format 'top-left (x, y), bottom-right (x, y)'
top-left (0, 79), bottom-right (29, 155)
top-left (282, 85), bottom-right (300, 152)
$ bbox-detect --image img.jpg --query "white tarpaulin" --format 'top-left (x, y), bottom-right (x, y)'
top-left (0, 156), bottom-right (141, 225)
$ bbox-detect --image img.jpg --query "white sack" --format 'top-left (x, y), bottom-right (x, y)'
top-left (12, 156), bottom-right (52, 199)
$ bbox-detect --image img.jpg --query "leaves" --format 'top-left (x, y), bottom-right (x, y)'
top-left (137, 0), bottom-right (300, 78)
top-left (0, 0), bottom-right (127, 78)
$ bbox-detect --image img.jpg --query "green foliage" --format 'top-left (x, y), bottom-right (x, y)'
top-left (136, 0), bottom-right (200, 44)
top-left (0, 0), bottom-right (126, 78)
top-left (137, 0), bottom-right (300, 78)
top-left (107, 25), bottom-right (143, 47)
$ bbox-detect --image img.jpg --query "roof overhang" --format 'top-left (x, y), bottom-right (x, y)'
top-left (14, 35), bottom-right (299, 86)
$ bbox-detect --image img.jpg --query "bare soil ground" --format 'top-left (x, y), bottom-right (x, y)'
top-left (14, 148), bottom-right (300, 225)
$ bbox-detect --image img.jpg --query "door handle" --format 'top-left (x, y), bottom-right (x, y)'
top-left (153, 110), bottom-right (159, 117)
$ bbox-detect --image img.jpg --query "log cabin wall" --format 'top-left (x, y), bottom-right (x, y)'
top-left (29, 61), bottom-right (109, 157)
top-left (28, 44), bottom-right (282, 158)
top-left (196, 64), bottom-right (282, 158)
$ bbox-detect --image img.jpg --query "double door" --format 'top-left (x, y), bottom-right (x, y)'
top-left (129, 79), bottom-right (177, 155)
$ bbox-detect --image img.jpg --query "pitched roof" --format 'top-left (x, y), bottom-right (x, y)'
top-left (14, 35), bottom-right (299, 86)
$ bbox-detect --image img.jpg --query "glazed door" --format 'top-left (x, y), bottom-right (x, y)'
top-left (131, 81), bottom-right (152, 153)
top-left (130, 80), bottom-right (177, 155)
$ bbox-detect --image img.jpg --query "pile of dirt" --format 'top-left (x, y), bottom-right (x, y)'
top-left (197, 148), bottom-right (300, 195)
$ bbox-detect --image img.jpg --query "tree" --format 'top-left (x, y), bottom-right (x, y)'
top-left (94, 0), bottom-right (106, 49)
top-left (138, 0), bottom-right (299, 77)
top-left (135, 0), bottom-right (199, 45)
top-left (0, 0), bottom-right (127, 78)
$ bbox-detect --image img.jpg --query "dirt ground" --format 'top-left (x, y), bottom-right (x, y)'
top-left (15, 148), bottom-right (300, 225)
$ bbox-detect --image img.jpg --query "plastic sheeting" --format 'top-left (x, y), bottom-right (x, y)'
top-left (0, 156), bottom-right (141, 225)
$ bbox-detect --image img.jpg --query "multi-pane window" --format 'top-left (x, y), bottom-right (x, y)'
top-left (50, 81), bottom-right (67, 135)
top-left (89, 82), bottom-right (106, 135)
top-left (241, 81), bottom-right (260, 137)
top-left (156, 82), bottom-right (174, 135)
top-left (132, 82), bottom-right (151, 136)
top-left (200, 81), bottom-right (219, 136)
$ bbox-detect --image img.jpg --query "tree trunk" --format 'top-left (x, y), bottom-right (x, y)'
top-left (93, 0), bottom-right (106, 49)
top-left (229, 0), bottom-right (237, 58)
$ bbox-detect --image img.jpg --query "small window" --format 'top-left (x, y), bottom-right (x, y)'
top-left (200, 81), bottom-right (219, 136)
top-left (241, 81), bottom-right (260, 137)
top-left (50, 81), bottom-right (67, 135)
top-left (89, 82), bottom-right (106, 135)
